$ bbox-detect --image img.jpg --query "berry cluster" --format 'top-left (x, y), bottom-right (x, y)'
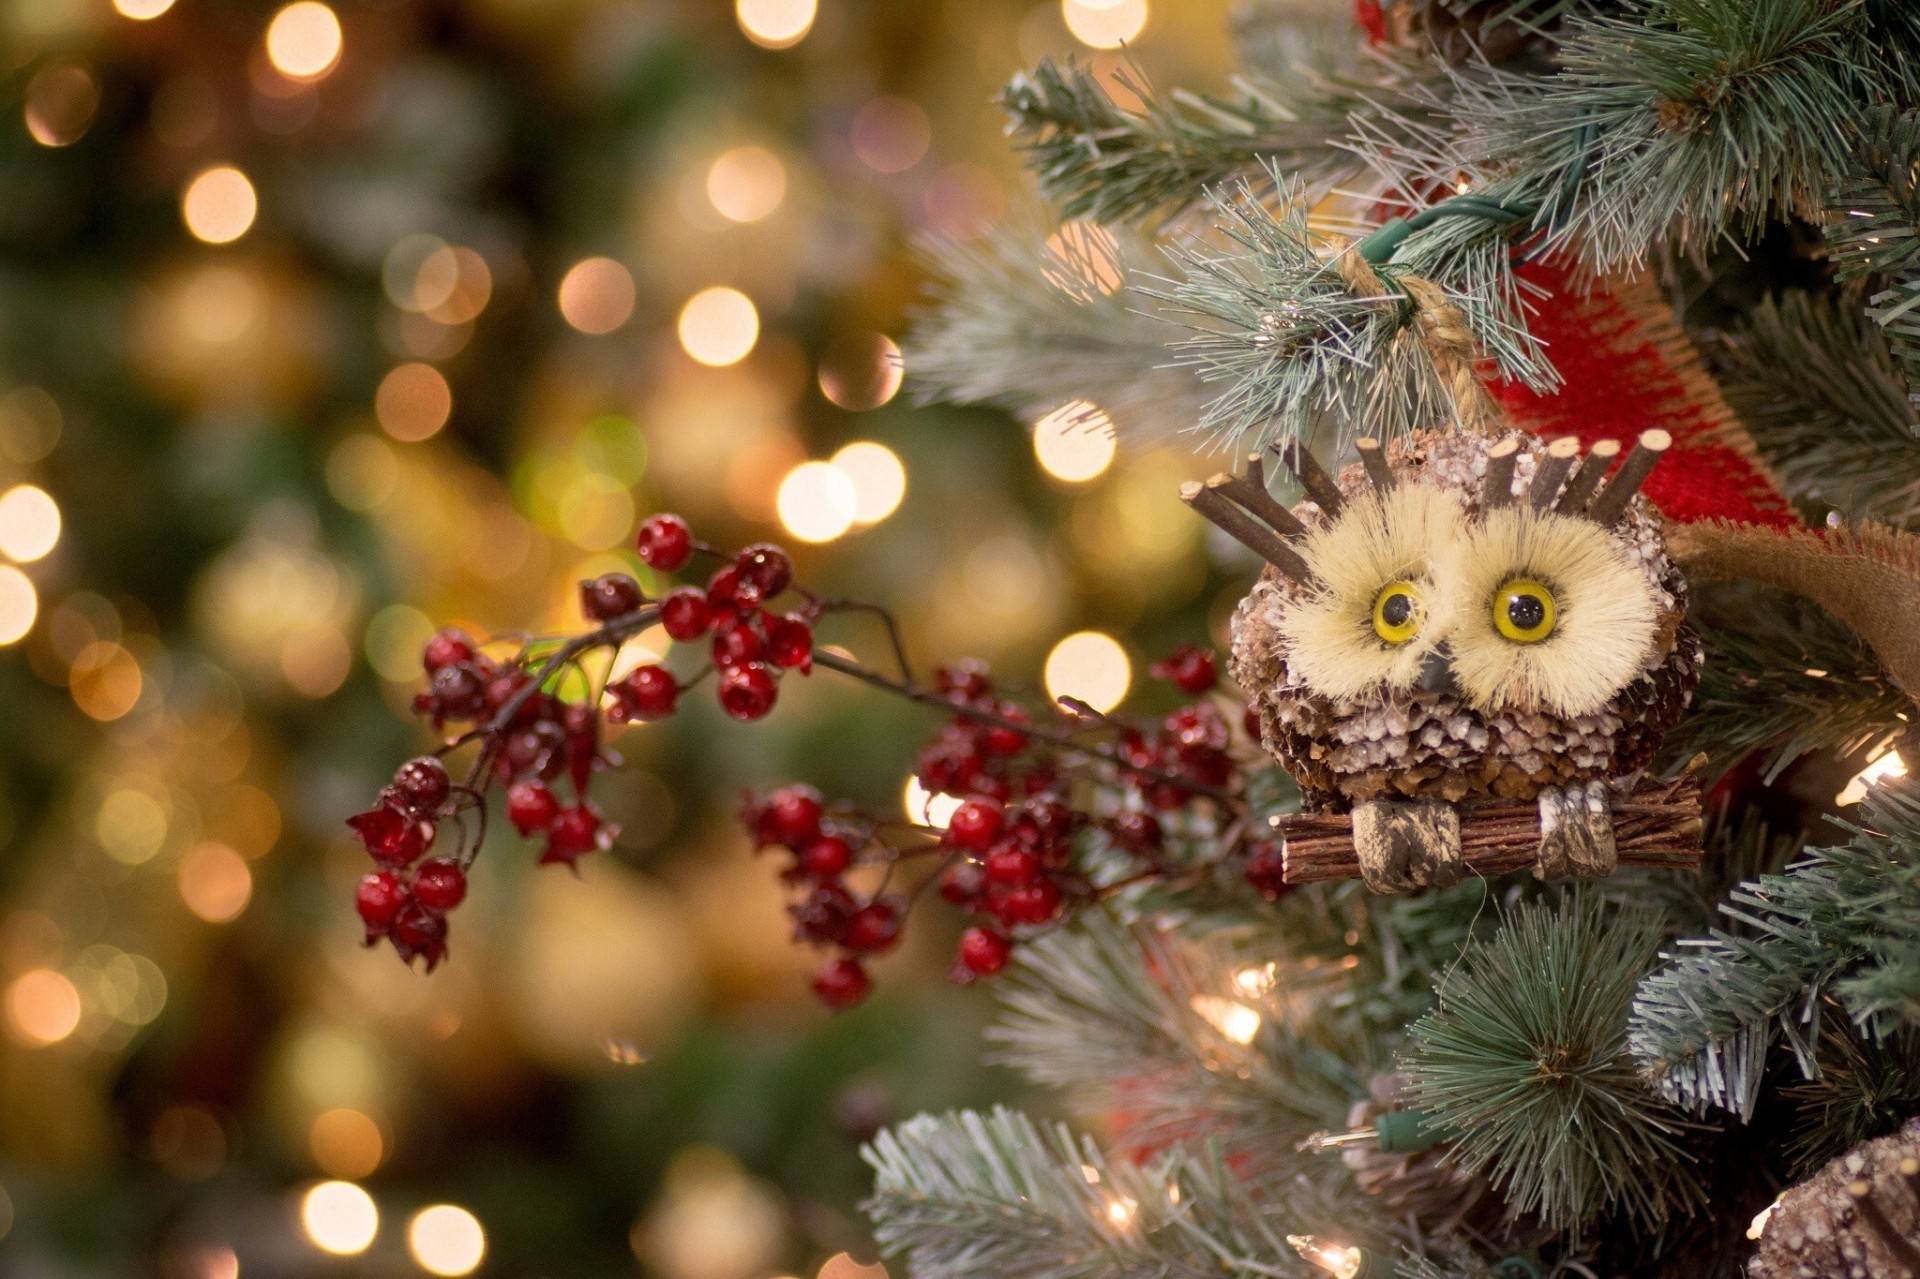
top-left (350, 756), bottom-right (468, 969)
top-left (616, 514), bottom-right (815, 725)
top-left (358, 510), bottom-right (1291, 994)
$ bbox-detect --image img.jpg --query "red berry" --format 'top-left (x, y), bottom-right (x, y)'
top-left (985, 846), bottom-right (1039, 883)
top-left (388, 900), bottom-right (448, 970)
top-left (505, 720), bottom-right (568, 780)
top-left (581, 572), bottom-right (643, 622)
top-left (484, 669), bottom-right (532, 713)
top-left (356, 870), bottom-right (406, 934)
top-left (791, 881), bottom-right (857, 944)
top-left (610, 664), bottom-right (679, 722)
top-left (957, 926), bottom-right (1012, 976)
top-left (712, 617), bottom-right (764, 668)
top-left (735, 543), bottom-right (793, 600)
top-left (1244, 840), bottom-right (1292, 900)
top-left (507, 781), bottom-right (559, 835)
top-left (348, 804), bottom-right (434, 868)
top-left (706, 563), bottom-right (749, 618)
top-left (763, 785), bottom-right (825, 846)
top-left (392, 756), bottom-right (450, 814)
top-left (801, 835), bottom-right (853, 880)
top-left (981, 704), bottom-right (1030, 756)
top-left (938, 859), bottom-right (986, 905)
top-left (563, 701), bottom-right (599, 793)
top-left (1151, 645), bottom-right (1219, 695)
top-left (660, 587), bottom-right (712, 641)
top-left (946, 798), bottom-right (1005, 852)
top-left (935, 661), bottom-right (992, 703)
top-left (812, 957), bottom-right (871, 1009)
top-left (718, 663), bottom-right (778, 720)
top-left (543, 804), bottom-right (611, 867)
top-left (423, 628), bottom-right (477, 673)
top-left (764, 613), bottom-right (813, 671)
top-left (426, 664), bottom-right (488, 721)
top-left (1005, 877), bottom-right (1062, 924)
top-left (1242, 704), bottom-right (1263, 741)
top-left (412, 858), bottom-right (468, 912)
top-left (844, 899), bottom-right (902, 954)
top-left (1108, 811), bottom-right (1164, 855)
top-left (636, 514), bottom-right (694, 571)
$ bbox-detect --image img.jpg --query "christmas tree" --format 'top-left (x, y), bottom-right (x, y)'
top-left (346, 1), bottom-right (1920, 1276)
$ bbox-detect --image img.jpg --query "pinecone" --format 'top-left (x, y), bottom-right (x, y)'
top-left (1748, 1116), bottom-right (1920, 1279)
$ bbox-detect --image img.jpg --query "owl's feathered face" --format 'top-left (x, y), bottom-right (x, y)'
top-left (1228, 429), bottom-right (1699, 809)
top-left (1279, 485), bottom-right (1661, 719)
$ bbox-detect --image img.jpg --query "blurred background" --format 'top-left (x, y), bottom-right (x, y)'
top-left (0, 0), bottom-right (1246, 1274)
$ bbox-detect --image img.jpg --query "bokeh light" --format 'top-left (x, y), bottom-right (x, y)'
top-left (181, 167), bottom-right (259, 244)
top-left (1063, 0), bottom-right (1149, 48)
top-left (24, 65), bottom-right (99, 147)
top-left (178, 842), bottom-right (253, 923)
top-left (558, 257), bottom-right (636, 335)
top-left (114, 0), bottom-right (176, 19)
top-left (71, 641), bottom-right (144, 720)
top-left (409, 1204), bottom-right (486, 1276)
top-left (0, 386), bottom-right (62, 463)
top-left (736, 0), bottom-right (816, 48)
top-left (850, 97), bottom-right (932, 174)
top-left (0, 485), bottom-right (60, 562)
top-left (830, 442), bottom-right (906, 524)
top-left (1032, 402), bottom-right (1117, 482)
top-left (776, 461), bottom-right (857, 543)
top-left (817, 332), bottom-right (903, 411)
top-left (6, 968), bottom-right (81, 1046)
top-left (98, 787), bottom-right (168, 864)
top-left (265, 2), bottom-right (344, 80)
top-left (310, 1107), bottom-right (384, 1179)
top-left (677, 287), bottom-right (759, 367)
top-left (902, 776), bottom-right (962, 830)
top-left (375, 364), bottom-right (453, 441)
top-left (707, 145), bottom-right (787, 223)
top-left (1046, 220), bottom-right (1125, 295)
top-left (0, 567), bottom-right (38, 644)
top-left (301, 1181), bottom-right (378, 1256)
top-left (1044, 631), bottom-right (1130, 713)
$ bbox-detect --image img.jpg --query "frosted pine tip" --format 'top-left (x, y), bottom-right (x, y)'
top-left (1528, 435), bottom-right (1583, 510)
top-left (1354, 436), bottom-right (1395, 491)
top-left (1587, 428), bottom-right (1672, 525)
top-left (1556, 436), bottom-right (1622, 515)
top-left (1479, 437), bottom-right (1520, 511)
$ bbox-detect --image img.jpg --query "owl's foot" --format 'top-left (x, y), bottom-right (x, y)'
top-left (1351, 799), bottom-right (1463, 893)
top-left (1534, 781), bottom-right (1618, 880)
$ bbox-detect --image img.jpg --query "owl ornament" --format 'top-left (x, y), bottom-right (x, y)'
top-left (1190, 428), bottom-right (1706, 894)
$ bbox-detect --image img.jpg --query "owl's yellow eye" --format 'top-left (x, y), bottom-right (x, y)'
top-left (1371, 580), bottom-right (1422, 645)
top-left (1492, 578), bottom-right (1556, 643)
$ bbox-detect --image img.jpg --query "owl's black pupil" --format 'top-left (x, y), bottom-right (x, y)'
top-left (1380, 593), bottom-right (1412, 628)
top-left (1506, 593), bottom-right (1546, 631)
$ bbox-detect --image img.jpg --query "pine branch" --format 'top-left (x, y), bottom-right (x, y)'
top-left (1148, 179), bottom-right (1550, 448)
top-left (1825, 105), bottom-right (1920, 405)
top-left (861, 1107), bottom-right (1380, 1279)
top-left (1712, 290), bottom-right (1920, 527)
top-left (987, 911), bottom-right (1361, 1178)
top-left (1400, 891), bottom-right (1707, 1236)
top-left (1460, 0), bottom-right (1892, 271)
top-left (902, 224), bottom-right (1210, 434)
top-left (1662, 584), bottom-right (1912, 782)
top-left (1630, 778), bottom-right (1920, 1121)
top-left (1780, 1021), bottom-right (1920, 1177)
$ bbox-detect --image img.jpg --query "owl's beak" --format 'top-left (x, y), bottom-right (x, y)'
top-left (1416, 644), bottom-right (1461, 698)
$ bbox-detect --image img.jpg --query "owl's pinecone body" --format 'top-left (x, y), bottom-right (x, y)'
top-left (1232, 429), bottom-right (1700, 815)
top-left (1747, 1117), bottom-right (1920, 1279)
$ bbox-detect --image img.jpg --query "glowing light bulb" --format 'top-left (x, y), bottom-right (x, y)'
top-left (1063, 0), bottom-right (1148, 48)
top-left (408, 1204), bottom-right (485, 1276)
top-left (181, 166), bottom-right (258, 244)
top-left (830, 441), bottom-right (906, 524)
top-left (1287, 1235), bottom-right (1364, 1279)
top-left (736, 0), bottom-right (816, 48)
top-left (0, 485), bottom-right (60, 562)
top-left (1044, 631), bottom-right (1130, 714)
top-left (265, 2), bottom-right (343, 80)
top-left (1032, 402), bottom-right (1116, 483)
top-left (776, 461), bottom-right (858, 543)
top-left (1837, 748), bottom-right (1907, 806)
top-left (300, 1181), bottom-right (378, 1256)
top-left (1190, 995), bottom-right (1263, 1045)
top-left (677, 286), bottom-right (759, 366)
